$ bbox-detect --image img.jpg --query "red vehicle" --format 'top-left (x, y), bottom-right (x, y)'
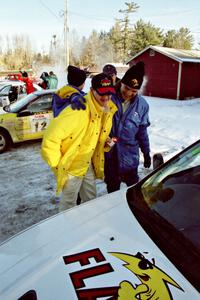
top-left (6, 73), bottom-right (23, 81)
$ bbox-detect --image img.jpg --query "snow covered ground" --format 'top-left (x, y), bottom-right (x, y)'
top-left (0, 80), bottom-right (199, 243)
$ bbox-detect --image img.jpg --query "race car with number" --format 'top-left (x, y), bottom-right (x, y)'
top-left (0, 139), bottom-right (199, 299)
top-left (0, 89), bottom-right (56, 153)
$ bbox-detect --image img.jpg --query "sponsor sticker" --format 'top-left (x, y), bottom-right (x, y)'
top-left (30, 114), bottom-right (50, 133)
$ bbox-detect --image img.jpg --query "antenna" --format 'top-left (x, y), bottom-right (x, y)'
top-left (64, 0), bottom-right (69, 67)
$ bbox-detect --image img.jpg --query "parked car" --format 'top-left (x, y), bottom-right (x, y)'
top-left (0, 81), bottom-right (43, 107)
top-left (0, 139), bottom-right (199, 299)
top-left (0, 89), bottom-right (56, 153)
top-left (5, 73), bottom-right (23, 81)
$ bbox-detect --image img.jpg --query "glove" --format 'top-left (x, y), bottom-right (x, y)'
top-left (70, 93), bottom-right (86, 110)
top-left (143, 153), bottom-right (151, 168)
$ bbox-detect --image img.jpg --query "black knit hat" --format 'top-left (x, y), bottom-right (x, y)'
top-left (40, 72), bottom-right (48, 79)
top-left (92, 73), bottom-right (115, 95)
top-left (22, 71), bottom-right (28, 77)
top-left (67, 65), bottom-right (86, 87)
top-left (103, 64), bottom-right (117, 76)
top-left (121, 61), bottom-right (145, 89)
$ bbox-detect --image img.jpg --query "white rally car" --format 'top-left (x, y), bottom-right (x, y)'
top-left (0, 80), bottom-right (43, 107)
top-left (0, 140), bottom-right (200, 300)
top-left (0, 89), bottom-right (56, 153)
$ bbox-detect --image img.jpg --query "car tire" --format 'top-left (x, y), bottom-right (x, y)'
top-left (0, 129), bottom-right (12, 153)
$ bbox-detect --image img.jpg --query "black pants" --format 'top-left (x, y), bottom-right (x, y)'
top-left (105, 146), bottom-right (139, 193)
top-left (76, 193), bottom-right (81, 205)
top-left (106, 168), bottom-right (139, 193)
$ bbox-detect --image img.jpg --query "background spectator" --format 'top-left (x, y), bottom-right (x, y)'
top-left (21, 71), bottom-right (34, 94)
top-left (48, 71), bottom-right (58, 89)
top-left (39, 72), bottom-right (49, 89)
top-left (103, 64), bottom-right (120, 85)
top-left (52, 65), bottom-right (86, 117)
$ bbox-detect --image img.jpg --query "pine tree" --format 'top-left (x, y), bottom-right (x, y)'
top-left (163, 30), bottom-right (176, 48)
top-left (164, 28), bottom-right (194, 49)
top-left (108, 20), bottom-right (124, 62)
top-left (130, 19), bottom-right (163, 56)
top-left (118, 2), bottom-right (139, 62)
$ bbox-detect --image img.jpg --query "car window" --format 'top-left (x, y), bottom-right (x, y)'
top-left (0, 84), bottom-right (26, 96)
top-left (26, 95), bottom-right (52, 113)
top-left (127, 140), bottom-right (200, 291)
top-left (9, 94), bottom-right (36, 113)
top-left (0, 85), bottom-right (11, 95)
top-left (18, 85), bottom-right (26, 94)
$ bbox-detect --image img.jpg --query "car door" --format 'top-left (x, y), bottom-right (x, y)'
top-left (14, 94), bottom-right (53, 141)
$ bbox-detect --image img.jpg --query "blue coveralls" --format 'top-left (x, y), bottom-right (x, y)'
top-left (104, 90), bottom-right (150, 193)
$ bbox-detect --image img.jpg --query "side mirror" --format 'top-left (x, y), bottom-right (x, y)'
top-left (3, 105), bottom-right (11, 112)
top-left (153, 153), bottom-right (164, 170)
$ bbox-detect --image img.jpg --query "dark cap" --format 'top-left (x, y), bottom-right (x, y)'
top-left (91, 73), bottom-right (115, 95)
top-left (67, 65), bottom-right (86, 87)
top-left (121, 61), bottom-right (145, 89)
top-left (103, 64), bottom-right (117, 76)
top-left (22, 71), bottom-right (28, 77)
top-left (40, 72), bottom-right (49, 79)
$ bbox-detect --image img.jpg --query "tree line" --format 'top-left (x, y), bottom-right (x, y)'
top-left (0, 2), bottom-right (195, 71)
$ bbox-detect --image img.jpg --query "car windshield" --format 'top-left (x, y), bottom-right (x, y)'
top-left (127, 140), bottom-right (200, 291)
top-left (7, 93), bottom-right (37, 113)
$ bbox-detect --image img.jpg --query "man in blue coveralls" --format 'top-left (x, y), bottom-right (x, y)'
top-left (104, 61), bottom-right (151, 193)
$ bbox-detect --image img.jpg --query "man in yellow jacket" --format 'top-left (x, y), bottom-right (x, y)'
top-left (41, 73), bottom-right (117, 211)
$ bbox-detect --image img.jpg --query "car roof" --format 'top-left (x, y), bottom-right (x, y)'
top-left (5, 89), bottom-right (57, 113)
top-left (0, 80), bottom-right (25, 87)
top-left (32, 89), bottom-right (56, 96)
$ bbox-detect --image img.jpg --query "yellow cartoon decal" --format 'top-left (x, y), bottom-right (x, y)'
top-left (131, 78), bottom-right (139, 88)
top-left (110, 252), bottom-right (183, 300)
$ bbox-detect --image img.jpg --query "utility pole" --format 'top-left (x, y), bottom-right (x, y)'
top-left (52, 34), bottom-right (57, 63)
top-left (64, 0), bottom-right (69, 67)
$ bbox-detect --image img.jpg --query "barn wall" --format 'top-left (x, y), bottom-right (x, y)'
top-left (180, 62), bottom-right (200, 99)
top-left (129, 49), bottom-right (179, 99)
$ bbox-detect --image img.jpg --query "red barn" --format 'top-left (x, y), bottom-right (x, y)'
top-left (127, 45), bottom-right (200, 100)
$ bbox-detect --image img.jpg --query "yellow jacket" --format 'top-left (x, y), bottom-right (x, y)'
top-left (41, 90), bottom-right (117, 195)
top-left (55, 85), bottom-right (78, 98)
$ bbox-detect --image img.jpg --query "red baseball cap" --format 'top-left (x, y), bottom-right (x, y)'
top-left (92, 73), bottom-right (115, 95)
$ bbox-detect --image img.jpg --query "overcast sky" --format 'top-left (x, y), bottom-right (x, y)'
top-left (0, 0), bottom-right (200, 51)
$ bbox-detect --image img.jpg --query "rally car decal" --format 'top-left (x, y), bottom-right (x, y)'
top-left (63, 248), bottom-right (183, 300)
top-left (63, 248), bottom-right (119, 299)
top-left (30, 114), bottom-right (50, 133)
top-left (110, 251), bottom-right (183, 300)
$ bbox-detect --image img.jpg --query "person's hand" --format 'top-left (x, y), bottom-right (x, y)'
top-left (143, 153), bottom-right (151, 168)
top-left (70, 93), bottom-right (86, 110)
top-left (105, 137), bottom-right (118, 147)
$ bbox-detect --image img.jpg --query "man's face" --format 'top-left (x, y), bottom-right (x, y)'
top-left (92, 89), bottom-right (111, 107)
top-left (120, 83), bottom-right (138, 101)
top-left (109, 73), bottom-right (117, 84)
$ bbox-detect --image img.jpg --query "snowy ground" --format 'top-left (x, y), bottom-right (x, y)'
top-left (0, 84), bottom-right (199, 243)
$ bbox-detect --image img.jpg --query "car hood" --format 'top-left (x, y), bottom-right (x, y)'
top-left (0, 189), bottom-right (198, 299)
